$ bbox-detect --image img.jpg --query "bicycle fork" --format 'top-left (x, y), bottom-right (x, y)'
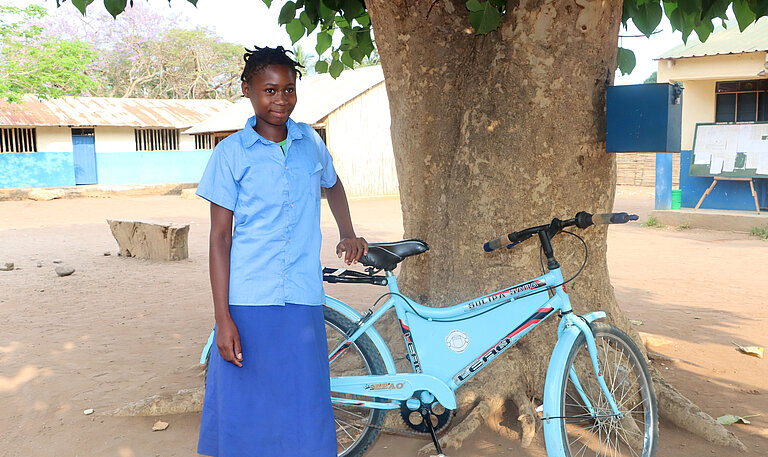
top-left (564, 315), bottom-right (622, 418)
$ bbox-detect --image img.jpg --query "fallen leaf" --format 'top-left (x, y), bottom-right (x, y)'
top-left (629, 319), bottom-right (643, 326)
top-left (152, 420), bottom-right (169, 431)
top-left (732, 342), bottom-right (764, 359)
top-left (717, 414), bottom-right (761, 425)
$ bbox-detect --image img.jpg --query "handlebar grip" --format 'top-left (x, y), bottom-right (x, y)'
top-left (591, 212), bottom-right (639, 224)
top-left (483, 237), bottom-right (505, 252)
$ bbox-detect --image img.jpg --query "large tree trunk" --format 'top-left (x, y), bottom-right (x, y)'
top-left (364, 0), bottom-right (744, 451)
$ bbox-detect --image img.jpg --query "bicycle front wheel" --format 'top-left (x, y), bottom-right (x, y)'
top-left (324, 306), bottom-right (387, 457)
top-left (557, 323), bottom-right (658, 457)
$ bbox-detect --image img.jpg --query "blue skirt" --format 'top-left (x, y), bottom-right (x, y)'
top-left (198, 304), bottom-right (336, 457)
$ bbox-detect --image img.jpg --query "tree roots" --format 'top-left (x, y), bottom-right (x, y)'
top-left (111, 387), bottom-right (204, 416)
top-left (650, 366), bottom-right (746, 451)
top-left (418, 385), bottom-right (538, 455)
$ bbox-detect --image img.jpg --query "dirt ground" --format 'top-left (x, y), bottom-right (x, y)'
top-left (0, 187), bottom-right (766, 457)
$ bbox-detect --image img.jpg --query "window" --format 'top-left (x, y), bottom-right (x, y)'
top-left (714, 79), bottom-right (768, 123)
top-left (314, 127), bottom-right (327, 145)
top-left (194, 133), bottom-right (213, 150)
top-left (0, 128), bottom-right (37, 153)
top-left (134, 128), bottom-right (180, 151)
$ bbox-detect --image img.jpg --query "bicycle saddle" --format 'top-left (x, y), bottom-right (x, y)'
top-left (359, 239), bottom-right (429, 271)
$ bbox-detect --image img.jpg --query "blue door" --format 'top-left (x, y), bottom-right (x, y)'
top-left (72, 129), bottom-right (97, 185)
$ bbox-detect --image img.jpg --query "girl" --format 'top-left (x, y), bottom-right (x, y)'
top-left (196, 46), bottom-right (368, 457)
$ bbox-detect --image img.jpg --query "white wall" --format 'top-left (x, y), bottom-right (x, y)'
top-left (37, 127), bottom-right (73, 153)
top-left (325, 83), bottom-right (398, 197)
top-left (180, 133), bottom-right (196, 150)
top-left (94, 127), bottom-right (136, 152)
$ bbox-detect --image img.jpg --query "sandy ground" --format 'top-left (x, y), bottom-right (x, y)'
top-left (0, 188), bottom-right (766, 457)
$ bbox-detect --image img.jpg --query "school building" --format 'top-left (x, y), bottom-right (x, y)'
top-left (186, 65), bottom-right (398, 197)
top-left (656, 17), bottom-right (768, 211)
top-left (0, 96), bottom-right (232, 189)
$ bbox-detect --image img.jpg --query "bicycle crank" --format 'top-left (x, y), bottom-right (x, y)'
top-left (400, 390), bottom-right (454, 434)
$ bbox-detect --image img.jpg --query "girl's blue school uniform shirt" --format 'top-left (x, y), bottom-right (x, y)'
top-left (196, 116), bottom-right (337, 306)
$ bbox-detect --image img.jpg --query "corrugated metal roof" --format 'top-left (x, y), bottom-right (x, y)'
top-left (0, 96), bottom-right (233, 128)
top-left (185, 65), bottom-right (385, 134)
top-left (657, 17), bottom-right (768, 59)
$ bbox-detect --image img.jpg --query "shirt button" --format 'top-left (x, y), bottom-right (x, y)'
top-left (290, 203), bottom-right (294, 207)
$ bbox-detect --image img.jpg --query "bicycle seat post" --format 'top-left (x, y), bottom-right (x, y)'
top-left (538, 229), bottom-right (560, 270)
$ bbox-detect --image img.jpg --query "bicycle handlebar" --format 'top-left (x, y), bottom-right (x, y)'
top-left (483, 211), bottom-right (638, 253)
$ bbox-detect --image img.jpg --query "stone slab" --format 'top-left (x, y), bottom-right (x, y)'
top-left (651, 208), bottom-right (768, 233)
top-left (107, 219), bottom-right (189, 261)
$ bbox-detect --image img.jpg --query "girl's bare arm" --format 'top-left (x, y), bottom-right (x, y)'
top-left (324, 178), bottom-right (368, 264)
top-left (209, 203), bottom-right (242, 367)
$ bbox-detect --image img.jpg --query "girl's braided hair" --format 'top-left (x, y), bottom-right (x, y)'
top-left (240, 46), bottom-right (304, 82)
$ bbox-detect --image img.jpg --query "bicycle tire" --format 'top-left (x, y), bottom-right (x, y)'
top-left (324, 306), bottom-right (387, 457)
top-left (554, 323), bottom-right (658, 457)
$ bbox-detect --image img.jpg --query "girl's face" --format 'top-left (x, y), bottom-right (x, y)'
top-left (242, 64), bottom-right (297, 130)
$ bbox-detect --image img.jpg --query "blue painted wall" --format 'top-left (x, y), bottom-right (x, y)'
top-left (0, 150), bottom-right (212, 189)
top-left (679, 150), bottom-right (767, 211)
top-left (94, 150), bottom-right (212, 185)
top-left (0, 151), bottom-right (76, 188)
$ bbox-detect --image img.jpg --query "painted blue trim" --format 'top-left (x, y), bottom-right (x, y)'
top-left (0, 151), bottom-right (75, 188)
top-left (543, 311), bottom-right (606, 456)
top-left (655, 152), bottom-right (672, 210)
top-left (679, 150), bottom-right (766, 210)
top-left (96, 150), bottom-right (213, 185)
top-left (72, 134), bottom-right (98, 185)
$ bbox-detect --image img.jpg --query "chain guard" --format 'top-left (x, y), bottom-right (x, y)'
top-left (399, 390), bottom-right (454, 434)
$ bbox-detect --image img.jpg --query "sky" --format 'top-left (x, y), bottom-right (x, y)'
top-left (9, 0), bottom-right (707, 85)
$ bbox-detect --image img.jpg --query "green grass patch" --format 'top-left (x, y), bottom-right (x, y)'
top-left (750, 225), bottom-right (768, 241)
top-left (676, 222), bottom-right (691, 231)
top-left (643, 215), bottom-right (666, 229)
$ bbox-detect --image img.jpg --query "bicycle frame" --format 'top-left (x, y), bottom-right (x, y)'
top-left (327, 266), bottom-right (621, 418)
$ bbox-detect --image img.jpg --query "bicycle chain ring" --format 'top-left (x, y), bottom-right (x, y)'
top-left (399, 390), bottom-right (454, 434)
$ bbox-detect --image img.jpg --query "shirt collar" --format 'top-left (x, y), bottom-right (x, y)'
top-left (240, 116), bottom-right (304, 149)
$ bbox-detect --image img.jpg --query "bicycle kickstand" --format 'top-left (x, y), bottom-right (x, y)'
top-left (420, 407), bottom-right (447, 457)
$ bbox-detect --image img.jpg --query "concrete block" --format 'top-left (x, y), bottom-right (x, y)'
top-left (181, 188), bottom-right (200, 200)
top-left (107, 219), bottom-right (189, 261)
top-left (651, 208), bottom-right (768, 233)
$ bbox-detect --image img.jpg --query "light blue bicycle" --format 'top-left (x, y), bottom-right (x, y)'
top-left (202, 211), bottom-right (658, 457)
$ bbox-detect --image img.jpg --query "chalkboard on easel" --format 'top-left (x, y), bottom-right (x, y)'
top-left (689, 123), bottom-right (768, 178)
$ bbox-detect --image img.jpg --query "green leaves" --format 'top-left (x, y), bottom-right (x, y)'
top-left (733, 0), bottom-right (757, 31)
top-left (70, 0), bottom-right (94, 15)
top-left (329, 57), bottom-right (344, 78)
top-left (466, 0), bottom-right (503, 34)
top-left (104, 0), bottom-right (127, 19)
top-left (278, 1), bottom-right (297, 25)
top-left (286, 18), bottom-right (305, 44)
top-left (632, 1), bottom-right (663, 36)
top-left (616, 47), bottom-right (636, 76)
top-left (315, 60), bottom-right (329, 73)
top-left (316, 31), bottom-right (332, 55)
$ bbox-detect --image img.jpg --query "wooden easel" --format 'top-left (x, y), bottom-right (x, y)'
top-left (694, 176), bottom-right (761, 214)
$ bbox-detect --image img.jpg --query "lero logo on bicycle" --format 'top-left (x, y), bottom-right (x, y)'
top-left (364, 382), bottom-right (404, 391)
top-left (463, 279), bottom-right (545, 312)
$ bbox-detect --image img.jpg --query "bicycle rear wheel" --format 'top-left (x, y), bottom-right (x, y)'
top-left (324, 306), bottom-right (387, 457)
top-left (557, 323), bottom-right (658, 457)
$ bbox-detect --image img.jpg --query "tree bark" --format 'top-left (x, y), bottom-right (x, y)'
top-left (364, 0), bottom-right (744, 451)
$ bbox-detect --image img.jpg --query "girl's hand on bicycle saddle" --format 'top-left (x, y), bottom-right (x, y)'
top-left (216, 317), bottom-right (243, 367)
top-left (337, 236), bottom-right (369, 265)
